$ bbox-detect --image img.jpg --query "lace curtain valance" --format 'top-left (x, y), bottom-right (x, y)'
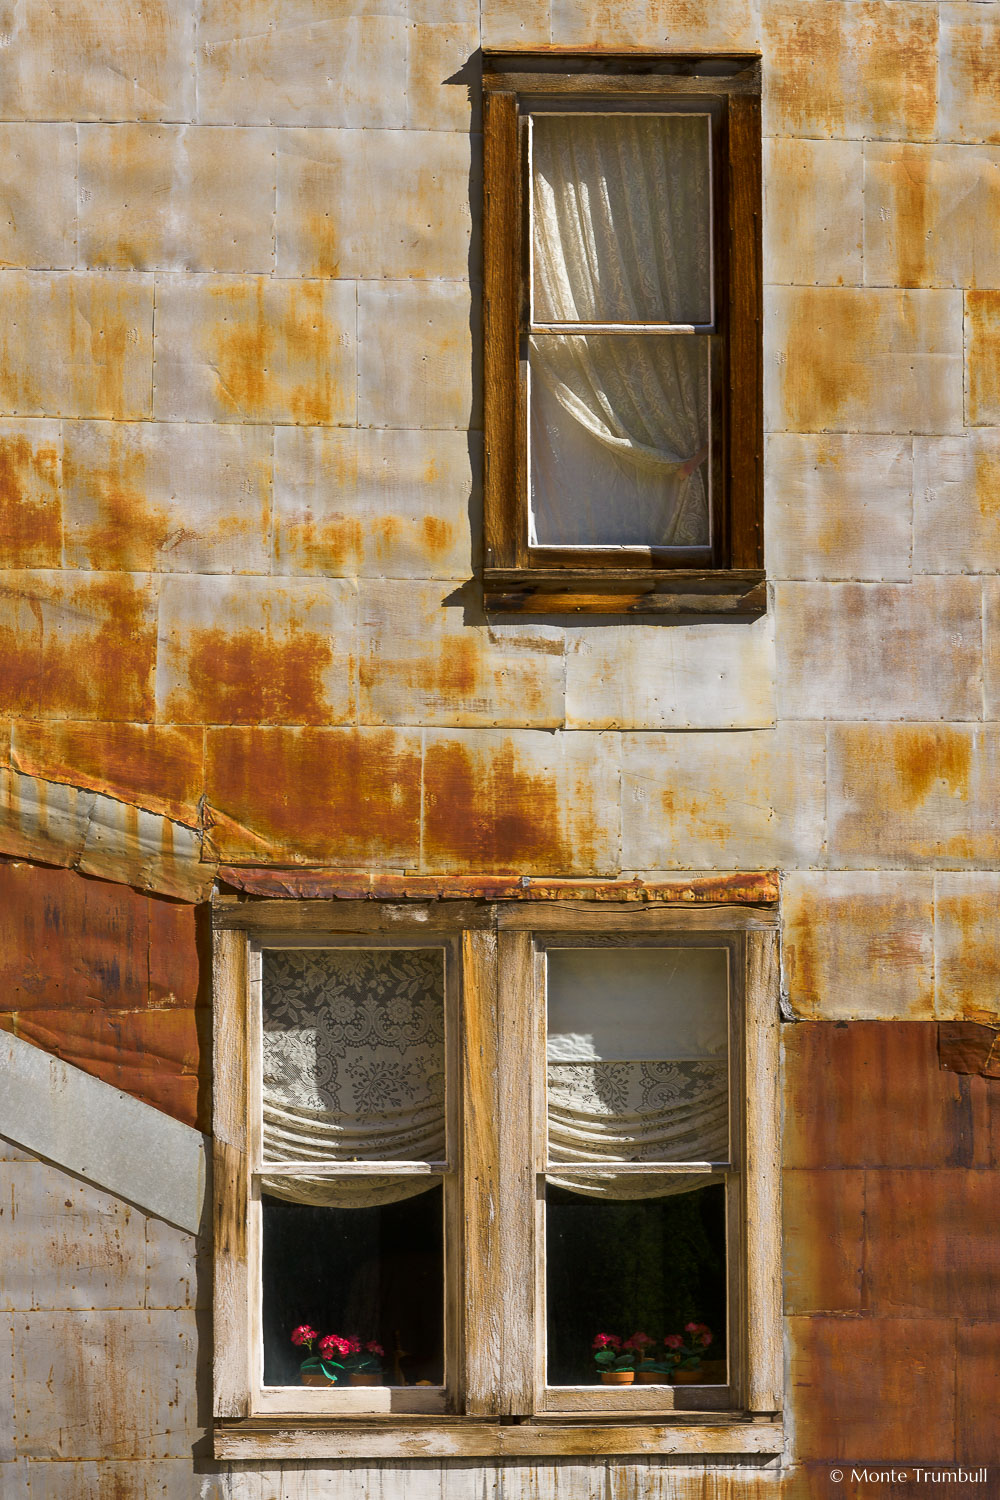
top-left (261, 948), bottom-right (445, 1209)
top-left (529, 112), bottom-right (712, 549)
top-left (545, 948), bottom-right (729, 1201)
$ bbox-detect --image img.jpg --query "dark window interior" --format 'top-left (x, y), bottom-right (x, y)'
top-left (545, 1180), bottom-right (727, 1386)
top-left (261, 1186), bottom-right (445, 1387)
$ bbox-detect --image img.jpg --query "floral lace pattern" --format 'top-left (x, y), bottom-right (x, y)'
top-left (262, 948), bottom-right (446, 1174)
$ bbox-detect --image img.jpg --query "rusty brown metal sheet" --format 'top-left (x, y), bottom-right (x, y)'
top-left (787, 1313), bottom-right (956, 1462)
top-left (0, 861), bottom-right (208, 1129)
top-left (216, 868), bottom-right (780, 904)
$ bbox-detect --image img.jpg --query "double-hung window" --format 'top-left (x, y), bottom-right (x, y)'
top-left (212, 894), bottom-right (781, 1459)
top-left (482, 54), bottom-right (763, 615)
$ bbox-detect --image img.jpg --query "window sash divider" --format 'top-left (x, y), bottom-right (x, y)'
top-left (255, 1161), bottom-right (449, 1177)
top-left (542, 1161), bottom-right (731, 1174)
top-left (529, 323), bottom-right (716, 335)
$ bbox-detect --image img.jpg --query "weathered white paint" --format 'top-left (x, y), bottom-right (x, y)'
top-left (0, 1031), bottom-right (207, 1233)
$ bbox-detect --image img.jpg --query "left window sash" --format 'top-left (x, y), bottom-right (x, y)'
top-left (213, 929), bottom-right (461, 1419)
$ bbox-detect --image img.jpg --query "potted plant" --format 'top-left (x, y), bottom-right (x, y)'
top-left (625, 1331), bottom-right (673, 1384)
top-left (345, 1338), bottom-right (386, 1386)
top-left (592, 1332), bottom-right (636, 1384)
top-left (291, 1325), bottom-right (341, 1387)
top-left (665, 1322), bottom-right (714, 1383)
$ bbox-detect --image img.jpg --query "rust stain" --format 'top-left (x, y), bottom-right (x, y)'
top-left (305, 208), bottom-right (340, 279)
top-left (39, 573), bottom-right (157, 720)
top-left (974, 445), bottom-right (1000, 525)
top-left (204, 728), bottom-right (422, 864)
top-left (0, 433), bottom-right (61, 567)
top-left (892, 724), bottom-right (972, 808)
top-left (781, 289), bottom-right (873, 433)
top-left (62, 429), bottom-right (170, 570)
top-left (423, 738), bottom-right (578, 873)
top-left (885, 147), bottom-right (931, 289)
top-left (11, 721), bottom-right (204, 827)
top-left (165, 624), bottom-right (336, 726)
top-left (209, 278), bottom-right (275, 417)
top-left (967, 289), bottom-right (1000, 426)
top-left (275, 510), bottom-right (364, 575)
top-left (939, 1021), bottom-right (1000, 1078)
top-left (282, 279), bottom-right (338, 425)
top-left (419, 514), bottom-right (456, 557)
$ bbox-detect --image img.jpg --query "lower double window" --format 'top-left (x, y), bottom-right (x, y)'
top-left (212, 899), bottom-right (781, 1457)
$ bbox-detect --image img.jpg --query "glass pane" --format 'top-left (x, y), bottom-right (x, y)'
top-left (261, 1185), bottom-right (445, 1387)
top-left (531, 112), bottom-right (712, 325)
top-left (545, 1180), bottom-right (727, 1387)
top-left (261, 947), bottom-right (446, 1166)
top-left (528, 334), bottom-right (710, 548)
top-left (546, 948), bottom-right (728, 1167)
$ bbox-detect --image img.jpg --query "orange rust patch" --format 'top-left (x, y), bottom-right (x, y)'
top-left (11, 721), bottom-right (203, 826)
top-left (275, 510), bottom-right (364, 575)
top-left (39, 573), bottom-right (157, 720)
top-left (884, 146), bottom-right (931, 289)
top-left (419, 514), bottom-right (456, 557)
top-left (892, 724), bottom-right (972, 808)
top-left (967, 289), bottom-right (1000, 426)
top-left (0, 432), bottom-right (62, 567)
top-left (204, 727), bottom-right (422, 864)
top-left (305, 209), bottom-right (340, 279)
top-left (164, 624), bottom-right (337, 726)
top-left (780, 288), bottom-right (874, 432)
top-left (209, 279), bottom-right (275, 416)
top-left (0, 572), bottom-right (157, 719)
top-left (423, 737), bottom-right (579, 872)
top-left (62, 428), bottom-right (173, 571)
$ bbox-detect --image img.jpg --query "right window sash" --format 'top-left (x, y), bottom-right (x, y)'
top-left (534, 933), bottom-right (743, 1413)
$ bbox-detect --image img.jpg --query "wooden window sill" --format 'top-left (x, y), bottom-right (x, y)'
top-left (482, 568), bottom-right (766, 616)
top-left (214, 1415), bottom-right (784, 1460)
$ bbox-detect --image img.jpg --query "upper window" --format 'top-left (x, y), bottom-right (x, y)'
top-left (211, 896), bottom-right (782, 1460)
top-left (482, 55), bottom-right (763, 616)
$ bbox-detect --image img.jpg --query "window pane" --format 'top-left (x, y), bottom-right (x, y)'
top-left (528, 334), bottom-right (710, 548)
top-left (261, 947), bottom-right (446, 1166)
top-left (531, 113), bottom-right (712, 325)
top-left (545, 1181), bottom-right (727, 1387)
top-left (546, 948), bottom-right (728, 1169)
top-left (261, 1185), bottom-right (445, 1387)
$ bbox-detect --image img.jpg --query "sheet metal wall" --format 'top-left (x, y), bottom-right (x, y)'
top-left (0, 0), bottom-right (998, 1491)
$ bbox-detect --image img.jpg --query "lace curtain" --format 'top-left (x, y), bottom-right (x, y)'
top-left (545, 948), bottom-right (728, 1200)
top-left (529, 113), bottom-right (712, 548)
top-left (261, 948), bottom-right (445, 1209)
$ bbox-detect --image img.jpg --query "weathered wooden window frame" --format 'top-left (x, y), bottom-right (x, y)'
top-left (212, 897), bottom-right (781, 1460)
top-left (482, 53), bottom-right (764, 617)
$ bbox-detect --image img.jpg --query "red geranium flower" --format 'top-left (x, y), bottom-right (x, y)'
top-left (664, 1334), bottom-right (683, 1349)
top-left (291, 1324), bottom-right (318, 1347)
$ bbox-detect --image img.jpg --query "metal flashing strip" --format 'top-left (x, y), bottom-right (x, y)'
top-left (0, 1030), bottom-right (207, 1233)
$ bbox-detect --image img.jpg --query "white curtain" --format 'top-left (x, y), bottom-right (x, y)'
top-left (261, 948), bottom-right (445, 1209)
top-left (547, 1059), bottom-right (728, 1201)
top-left (529, 113), bottom-right (712, 548)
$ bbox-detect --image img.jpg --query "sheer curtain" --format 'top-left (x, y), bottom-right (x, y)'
top-left (529, 113), bottom-right (712, 548)
top-left (261, 948), bottom-right (445, 1208)
top-left (545, 948), bottom-right (728, 1201)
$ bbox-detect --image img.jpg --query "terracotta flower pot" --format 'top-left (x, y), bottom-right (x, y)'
top-left (300, 1369), bottom-right (337, 1387)
top-left (671, 1367), bottom-right (703, 1384)
top-left (636, 1370), bottom-right (670, 1384)
top-left (349, 1372), bottom-right (382, 1386)
top-left (600, 1369), bottom-right (634, 1385)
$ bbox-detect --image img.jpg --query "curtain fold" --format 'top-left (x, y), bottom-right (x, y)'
top-left (261, 948), bottom-right (446, 1209)
top-left (546, 1060), bottom-right (728, 1202)
top-left (529, 112), bottom-right (712, 548)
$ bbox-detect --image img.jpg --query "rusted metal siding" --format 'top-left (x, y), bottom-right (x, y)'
top-left (0, 861), bottom-right (207, 1128)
